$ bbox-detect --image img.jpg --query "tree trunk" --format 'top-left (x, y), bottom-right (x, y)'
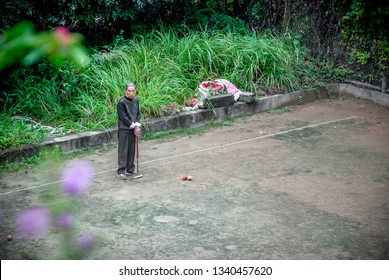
top-left (283, 0), bottom-right (290, 33)
top-left (382, 74), bottom-right (387, 93)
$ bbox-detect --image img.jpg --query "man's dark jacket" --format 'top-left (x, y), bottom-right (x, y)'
top-left (117, 96), bottom-right (141, 131)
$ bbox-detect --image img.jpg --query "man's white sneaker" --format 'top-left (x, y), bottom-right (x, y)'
top-left (117, 174), bottom-right (127, 180)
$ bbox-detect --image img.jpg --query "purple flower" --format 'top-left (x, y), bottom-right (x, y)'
top-left (16, 207), bottom-right (50, 237)
top-left (57, 212), bottom-right (73, 231)
top-left (77, 233), bottom-right (95, 251)
top-left (61, 160), bottom-right (94, 196)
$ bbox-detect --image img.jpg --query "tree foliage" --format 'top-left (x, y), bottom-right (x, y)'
top-left (341, 0), bottom-right (389, 79)
top-left (1, 0), bottom-right (388, 82)
top-left (0, 0), bottom-right (138, 46)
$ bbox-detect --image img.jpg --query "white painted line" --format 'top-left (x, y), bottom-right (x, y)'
top-left (0, 180), bottom-right (65, 195)
top-left (0, 116), bottom-right (359, 196)
top-left (140, 116), bottom-right (360, 164)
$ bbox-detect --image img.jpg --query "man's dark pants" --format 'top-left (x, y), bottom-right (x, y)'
top-left (117, 130), bottom-right (136, 174)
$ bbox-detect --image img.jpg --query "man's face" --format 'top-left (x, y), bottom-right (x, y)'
top-left (125, 86), bottom-right (136, 98)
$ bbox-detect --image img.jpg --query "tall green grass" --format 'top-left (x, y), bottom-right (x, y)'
top-left (1, 28), bottom-right (307, 150)
top-left (85, 28), bottom-right (303, 114)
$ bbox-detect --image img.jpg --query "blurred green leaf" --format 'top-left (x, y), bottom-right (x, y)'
top-left (0, 21), bottom-right (90, 71)
top-left (23, 48), bottom-right (45, 65)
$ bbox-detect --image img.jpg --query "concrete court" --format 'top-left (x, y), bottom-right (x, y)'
top-left (0, 96), bottom-right (388, 260)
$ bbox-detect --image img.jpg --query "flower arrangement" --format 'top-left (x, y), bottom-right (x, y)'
top-left (190, 80), bottom-right (228, 109)
top-left (199, 80), bottom-right (226, 96)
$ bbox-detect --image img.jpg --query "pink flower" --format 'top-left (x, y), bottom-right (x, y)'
top-left (57, 212), bottom-right (73, 231)
top-left (77, 234), bottom-right (95, 251)
top-left (53, 26), bottom-right (72, 46)
top-left (16, 207), bottom-right (50, 237)
top-left (61, 160), bottom-right (94, 196)
top-left (212, 83), bottom-right (223, 90)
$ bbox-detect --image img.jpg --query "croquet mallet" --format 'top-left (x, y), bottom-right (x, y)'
top-left (133, 135), bottom-right (143, 179)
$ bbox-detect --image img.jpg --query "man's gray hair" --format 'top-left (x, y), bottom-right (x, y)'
top-left (125, 82), bottom-right (136, 89)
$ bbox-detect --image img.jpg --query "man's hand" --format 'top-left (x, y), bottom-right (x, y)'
top-left (134, 126), bottom-right (141, 137)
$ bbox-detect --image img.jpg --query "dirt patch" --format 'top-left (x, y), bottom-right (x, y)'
top-left (1, 96), bottom-right (388, 259)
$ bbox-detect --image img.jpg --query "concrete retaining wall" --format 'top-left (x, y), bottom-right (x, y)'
top-left (338, 83), bottom-right (389, 107)
top-left (1, 83), bottom-right (387, 164)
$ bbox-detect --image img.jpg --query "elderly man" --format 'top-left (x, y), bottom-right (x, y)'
top-left (116, 82), bottom-right (141, 180)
